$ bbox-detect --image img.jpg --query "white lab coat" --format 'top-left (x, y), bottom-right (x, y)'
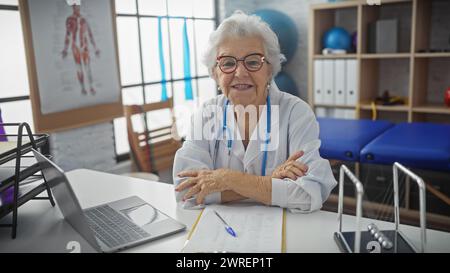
top-left (173, 81), bottom-right (337, 213)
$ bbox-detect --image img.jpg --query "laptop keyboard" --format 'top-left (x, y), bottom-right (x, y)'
top-left (84, 205), bottom-right (150, 249)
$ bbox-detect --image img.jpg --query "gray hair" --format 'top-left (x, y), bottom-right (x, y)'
top-left (202, 10), bottom-right (285, 78)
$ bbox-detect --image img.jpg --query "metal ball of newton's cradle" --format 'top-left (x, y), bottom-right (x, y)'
top-left (374, 232), bottom-right (381, 239)
top-left (368, 223), bottom-right (393, 250)
top-left (382, 240), bottom-right (393, 249)
top-left (368, 223), bottom-right (378, 235)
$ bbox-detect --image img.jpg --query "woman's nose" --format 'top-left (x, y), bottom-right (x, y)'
top-left (234, 61), bottom-right (249, 77)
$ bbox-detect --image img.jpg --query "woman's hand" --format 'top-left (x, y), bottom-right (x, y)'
top-left (175, 169), bottom-right (242, 205)
top-left (271, 151), bottom-right (308, 180)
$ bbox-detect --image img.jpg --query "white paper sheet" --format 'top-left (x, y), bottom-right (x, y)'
top-left (182, 204), bottom-right (283, 253)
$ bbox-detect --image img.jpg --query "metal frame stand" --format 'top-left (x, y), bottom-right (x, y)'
top-left (335, 165), bottom-right (365, 253)
top-left (0, 122), bottom-right (55, 239)
top-left (393, 162), bottom-right (427, 253)
top-left (333, 162), bottom-right (427, 253)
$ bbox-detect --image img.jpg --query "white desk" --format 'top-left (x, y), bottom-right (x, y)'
top-left (1, 169), bottom-right (449, 253)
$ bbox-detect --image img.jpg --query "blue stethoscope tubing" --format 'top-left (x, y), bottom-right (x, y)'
top-left (213, 95), bottom-right (271, 176)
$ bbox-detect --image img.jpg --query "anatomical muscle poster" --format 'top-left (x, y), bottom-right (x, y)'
top-left (20, 0), bottom-right (122, 132)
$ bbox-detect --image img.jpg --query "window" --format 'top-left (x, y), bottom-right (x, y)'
top-left (114, 0), bottom-right (218, 160)
top-left (0, 1), bottom-right (34, 134)
top-left (0, 0), bottom-right (218, 162)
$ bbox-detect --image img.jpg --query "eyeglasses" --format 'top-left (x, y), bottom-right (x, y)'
top-left (216, 53), bottom-right (269, 74)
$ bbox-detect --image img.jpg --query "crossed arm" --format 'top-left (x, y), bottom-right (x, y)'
top-left (175, 151), bottom-right (308, 205)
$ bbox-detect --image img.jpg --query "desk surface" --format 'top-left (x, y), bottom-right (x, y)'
top-left (1, 169), bottom-right (449, 253)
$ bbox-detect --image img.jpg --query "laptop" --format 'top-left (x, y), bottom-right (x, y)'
top-left (32, 149), bottom-right (186, 253)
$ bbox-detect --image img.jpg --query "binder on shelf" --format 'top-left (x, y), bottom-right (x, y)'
top-left (314, 60), bottom-right (324, 104)
top-left (315, 107), bottom-right (327, 118)
top-left (345, 59), bottom-right (358, 106)
top-left (333, 109), bottom-right (347, 119)
top-left (376, 19), bottom-right (398, 54)
top-left (326, 108), bottom-right (335, 118)
top-left (323, 60), bottom-right (335, 105)
top-left (334, 60), bottom-right (346, 106)
top-left (345, 109), bottom-right (356, 119)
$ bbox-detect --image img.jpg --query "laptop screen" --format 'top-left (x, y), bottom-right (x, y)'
top-left (32, 149), bottom-right (100, 251)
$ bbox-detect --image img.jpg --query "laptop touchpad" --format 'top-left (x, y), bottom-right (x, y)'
top-left (121, 204), bottom-right (168, 227)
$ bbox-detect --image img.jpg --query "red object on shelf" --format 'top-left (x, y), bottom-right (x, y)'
top-left (445, 87), bottom-right (450, 107)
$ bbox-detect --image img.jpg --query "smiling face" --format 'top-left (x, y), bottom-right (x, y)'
top-left (213, 36), bottom-right (272, 107)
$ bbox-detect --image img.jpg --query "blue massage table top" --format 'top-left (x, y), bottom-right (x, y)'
top-left (317, 118), bottom-right (394, 161)
top-left (360, 122), bottom-right (450, 172)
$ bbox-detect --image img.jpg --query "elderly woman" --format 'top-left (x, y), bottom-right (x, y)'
top-left (173, 11), bottom-right (336, 213)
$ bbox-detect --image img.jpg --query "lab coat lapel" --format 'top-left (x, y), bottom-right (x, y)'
top-left (227, 103), bottom-right (246, 163)
top-left (243, 82), bottom-right (281, 173)
top-left (243, 114), bottom-right (265, 172)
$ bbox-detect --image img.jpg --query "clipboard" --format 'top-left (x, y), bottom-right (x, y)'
top-left (183, 206), bottom-right (287, 253)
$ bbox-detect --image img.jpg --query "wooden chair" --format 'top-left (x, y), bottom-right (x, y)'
top-left (123, 98), bottom-right (181, 174)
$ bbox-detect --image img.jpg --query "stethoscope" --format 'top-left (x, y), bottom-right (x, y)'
top-left (213, 95), bottom-right (271, 176)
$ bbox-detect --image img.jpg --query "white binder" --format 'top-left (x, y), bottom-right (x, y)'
top-left (334, 60), bottom-right (346, 106)
top-left (345, 109), bottom-right (356, 119)
top-left (323, 60), bottom-right (335, 105)
top-left (333, 109), bottom-right (346, 119)
top-left (315, 107), bottom-right (327, 118)
top-left (313, 60), bottom-right (324, 104)
top-left (326, 108), bottom-right (335, 118)
top-left (345, 59), bottom-right (358, 106)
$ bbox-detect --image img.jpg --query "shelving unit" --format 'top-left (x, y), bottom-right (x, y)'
top-left (315, 104), bottom-right (356, 109)
top-left (308, 0), bottom-right (450, 124)
top-left (308, 0), bottom-right (450, 231)
top-left (415, 53), bottom-right (450, 58)
top-left (359, 103), bottom-right (409, 112)
top-left (360, 53), bottom-right (411, 59)
top-left (314, 54), bottom-right (357, 59)
top-left (0, 122), bottom-right (55, 239)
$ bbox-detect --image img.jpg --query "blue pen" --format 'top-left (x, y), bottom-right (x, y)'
top-left (214, 210), bottom-right (237, 237)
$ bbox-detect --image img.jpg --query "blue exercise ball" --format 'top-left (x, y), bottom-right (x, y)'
top-left (253, 9), bottom-right (298, 63)
top-left (322, 27), bottom-right (351, 50)
top-left (275, 71), bottom-right (298, 97)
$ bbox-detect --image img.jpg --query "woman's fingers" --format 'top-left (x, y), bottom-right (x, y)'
top-left (196, 185), bottom-right (212, 205)
top-left (183, 183), bottom-right (201, 201)
top-left (273, 163), bottom-right (307, 180)
top-left (175, 177), bottom-right (199, 192)
top-left (177, 169), bottom-right (212, 178)
top-left (281, 170), bottom-right (297, 180)
top-left (287, 150), bottom-right (304, 162)
top-left (289, 166), bottom-right (305, 178)
top-left (177, 170), bottom-right (199, 178)
top-left (291, 161), bottom-right (308, 173)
